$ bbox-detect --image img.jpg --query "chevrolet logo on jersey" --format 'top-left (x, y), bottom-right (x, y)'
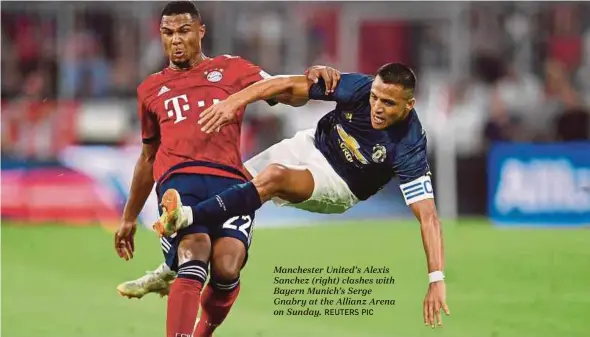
top-left (336, 124), bottom-right (369, 164)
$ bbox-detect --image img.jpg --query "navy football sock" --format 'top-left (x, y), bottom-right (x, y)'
top-left (189, 182), bottom-right (262, 227)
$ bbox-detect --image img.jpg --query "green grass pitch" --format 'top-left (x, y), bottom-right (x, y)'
top-left (2, 219), bottom-right (589, 337)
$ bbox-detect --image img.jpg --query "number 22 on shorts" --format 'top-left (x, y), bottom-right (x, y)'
top-left (222, 215), bottom-right (254, 244)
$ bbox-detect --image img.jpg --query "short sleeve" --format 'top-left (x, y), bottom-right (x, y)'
top-left (394, 144), bottom-right (434, 205)
top-left (308, 73), bottom-right (373, 104)
top-left (137, 90), bottom-right (159, 144)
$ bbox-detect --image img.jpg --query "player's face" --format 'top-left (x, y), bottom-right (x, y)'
top-left (160, 14), bottom-right (205, 69)
top-left (369, 76), bottom-right (416, 130)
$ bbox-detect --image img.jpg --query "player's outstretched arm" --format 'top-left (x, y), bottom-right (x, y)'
top-left (409, 198), bottom-right (450, 328)
top-left (198, 75), bottom-right (313, 133)
top-left (115, 142), bottom-right (158, 261)
top-left (273, 66), bottom-right (341, 107)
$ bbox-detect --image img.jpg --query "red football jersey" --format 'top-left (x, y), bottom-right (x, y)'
top-left (137, 55), bottom-right (273, 185)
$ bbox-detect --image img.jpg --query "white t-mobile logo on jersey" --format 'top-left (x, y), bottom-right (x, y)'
top-left (165, 94), bottom-right (189, 124)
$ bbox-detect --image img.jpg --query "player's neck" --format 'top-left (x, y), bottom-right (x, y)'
top-left (400, 109), bottom-right (412, 121)
top-left (168, 53), bottom-right (210, 72)
top-left (387, 109), bottom-right (413, 129)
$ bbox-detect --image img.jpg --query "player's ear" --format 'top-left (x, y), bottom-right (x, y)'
top-left (199, 24), bottom-right (206, 39)
top-left (407, 97), bottom-right (416, 111)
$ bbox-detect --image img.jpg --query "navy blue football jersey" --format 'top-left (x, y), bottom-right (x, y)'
top-left (310, 73), bottom-right (433, 204)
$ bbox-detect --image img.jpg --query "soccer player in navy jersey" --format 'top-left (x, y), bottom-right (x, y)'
top-left (112, 1), bottom-right (340, 336)
top-left (155, 63), bottom-right (451, 328)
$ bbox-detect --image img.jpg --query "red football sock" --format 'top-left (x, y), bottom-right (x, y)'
top-left (194, 281), bottom-right (241, 337)
top-left (167, 260), bottom-right (208, 337)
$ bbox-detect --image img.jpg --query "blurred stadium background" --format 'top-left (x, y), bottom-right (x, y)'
top-left (2, 1), bottom-right (590, 337)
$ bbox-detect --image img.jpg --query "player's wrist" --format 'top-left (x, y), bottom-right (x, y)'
top-left (121, 214), bottom-right (137, 224)
top-left (428, 271), bottom-right (444, 283)
top-left (227, 93), bottom-right (247, 109)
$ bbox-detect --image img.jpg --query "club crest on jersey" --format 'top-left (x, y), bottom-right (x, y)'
top-left (372, 144), bottom-right (387, 163)
top-left (205, 69), bottom-right (223, 82)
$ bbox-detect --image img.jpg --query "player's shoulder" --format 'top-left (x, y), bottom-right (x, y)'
top-left (137, 69), bottom-right (169, 97)
top-left (343, 72), bottom-right (374, 81)
top-left (211, 54), bottom-right (256, 68)
top-left (406, 110), bottom-right (427, 143)
top-left (388, 110), bottom-right (429, 175)
top-left (390, 109), bottom-right (427, 148)
top-left (210, 54), bottom-right (270, 81)
top-left (339, 72), bottom-right (374, 95)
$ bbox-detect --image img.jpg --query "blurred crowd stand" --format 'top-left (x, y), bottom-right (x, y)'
top-left (2, 1), bottom-right (589, 215)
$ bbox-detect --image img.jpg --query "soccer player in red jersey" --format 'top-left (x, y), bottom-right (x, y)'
top-left (113, 2), bottom-right (338, 337)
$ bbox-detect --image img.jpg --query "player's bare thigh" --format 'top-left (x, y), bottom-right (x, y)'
top-left (178, 233), bottom-right (212, 265)
top-left (210, 237), bottom-right (246, 281)
top-left (253, 164), bottom-right (314, 203)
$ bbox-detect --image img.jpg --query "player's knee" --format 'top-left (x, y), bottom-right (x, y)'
top-left (211, 256), bottom-right (241, 282)
top-left (257, 164), bottom-right (290, 194)
top-left (177, 233), bottom-right (211, 265)
top-left (210, 237), bottom-right (246, 283)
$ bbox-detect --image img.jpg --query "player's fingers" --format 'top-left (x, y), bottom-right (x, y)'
top-left (423, 301), bottom-right (429, 326)
top-left (206, 114), bottom-right (225, 133)
top-left (114, 232), bottom-right (124, 258)
top-left (126, 246), bottom-right (133, 260)
top-left (118, 239), bottom-right (129, 260)
top-left (443, 303), bottom-right (451, 316)
top-left (436, 304), bottom-right (443, 327)
top-left (198, 108), bottom-right (211, 121)
top-left (201, 112), bottom-right (220, 132)
top-left (129, 235), bottom-right (135, 253)
top-left (115, 244), bottom-right (124, 259)
top-left (428, 301), bottom-right (435, 328)
top-left (198, 107), bottom-right (216, 125)
top-left (128, 227), bottom-right (135, 253)
top-left (306, 70), bottom-right (319, 83)
top-left (212, 115), bottom-right (231, 133)
top-left (125, 236), bottom-right (134, 259)
top-left (331, 72), bottom-right (339, 93)
top-left (216, 119), bottom-right (231, 133)
top-left (203, 114), bottom-right (223, 133)
top-left (114, 231), bottom-right (119, 251)
top-left (201, 104), bottom-right (218, 117)
top-left (324, 73), bottom-right (333, 94)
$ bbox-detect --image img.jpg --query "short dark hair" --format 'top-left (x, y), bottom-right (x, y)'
top-left (161, 1), bottom-right (202, 22)
top-left (376, 63), bottom-right (416, 92)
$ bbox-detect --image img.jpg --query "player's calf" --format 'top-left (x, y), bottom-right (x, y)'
top-left (194, 238), bottom-right (245, 337)
top-left (194, 277), bottom-right (241, 337)
top-left (253, 163), bottom-right (315, 203)
top-left (167, 233), bottom-right (211, 337)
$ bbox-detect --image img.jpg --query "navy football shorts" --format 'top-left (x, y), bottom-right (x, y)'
top-left (156, 174), bottom-right (256, 271)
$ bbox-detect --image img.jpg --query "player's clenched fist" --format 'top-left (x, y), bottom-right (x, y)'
top-left (423, 281), bottom-right (450, 328)
top-left (115, 220), bottom-right (137, 261)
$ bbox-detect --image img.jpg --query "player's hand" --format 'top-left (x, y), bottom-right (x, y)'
top-left (423, 281), bottom-right (450, 328)
top-left (115, 220), bottom-right (137, 261)
top-left (199, 99), bottom-right (240, 134)
top-left (304, 65), bottom-right (341, 94)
